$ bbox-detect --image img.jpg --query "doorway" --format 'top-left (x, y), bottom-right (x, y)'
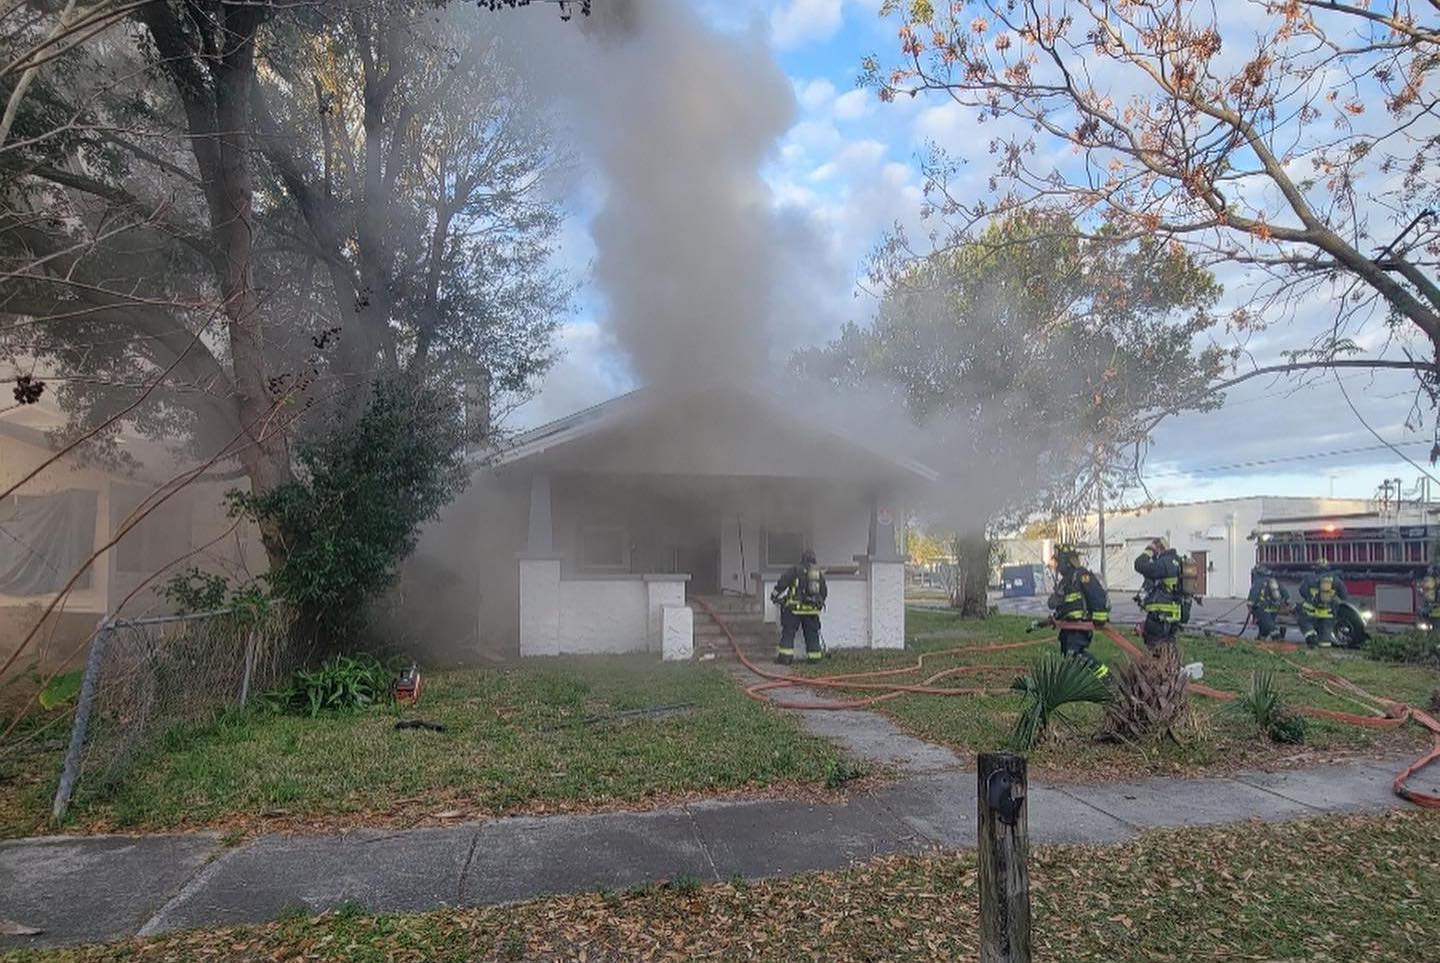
top-left (1190, 550), bottom-right (1209, 596)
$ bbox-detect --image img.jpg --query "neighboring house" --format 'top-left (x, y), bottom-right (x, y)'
top-left (1068, 496), bottom-right (1374, 598)
top-left (0, 405), bottom-right (261, 669)
top-left (455, 382), bottom-right (938, 657)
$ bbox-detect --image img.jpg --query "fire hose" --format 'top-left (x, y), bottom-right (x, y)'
top-left (689, 598), bottom-right (1440, 809)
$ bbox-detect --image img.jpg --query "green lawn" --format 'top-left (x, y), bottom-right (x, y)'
top-left (0, 658), bottom-right (853, 837)
top-left (11, 810), bottom-right (1437, 962)
top-left (795, 609), bottom-right (1440, 780)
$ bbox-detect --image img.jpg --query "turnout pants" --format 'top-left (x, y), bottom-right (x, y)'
top-left (1141, 611), bottom-right (1179, 650)
top-left (1253, 607), bottom-right (1283, 640)
top-left (1058, 628), bottom-right (1101, 670)
top-left (778, 609), bottom-right (822, 661)
top-left (1296, 609), bottom-right (1335, 647)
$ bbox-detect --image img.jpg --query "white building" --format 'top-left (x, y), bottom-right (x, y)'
top-left (1069, 496), bottom-right (1373, 598)
top-left (443, 382), bottom-right (935, 658)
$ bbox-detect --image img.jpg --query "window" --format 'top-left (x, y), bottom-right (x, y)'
top-left (111, 484), bottom-right (191, 574)
top-left (765, 529), bottom-right (806, 568)
top-left (579, 526), bottom-right (627, 570)
top-left (0, 490), bottom-right (97, 595)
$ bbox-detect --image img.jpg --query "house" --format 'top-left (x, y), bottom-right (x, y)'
top-left (0, 403), bottom-right (262, 669)
top-left (456, 382), bottom-right (938, 657)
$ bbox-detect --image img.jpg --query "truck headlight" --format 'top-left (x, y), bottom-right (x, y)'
top-left (1418, 620), bottom-right (1433, 633)
top-left (1360, 609), bottom-right (1374, 624)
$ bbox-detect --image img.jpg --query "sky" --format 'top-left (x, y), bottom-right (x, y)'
top-left (510, 0), bottom-right (1438, 510)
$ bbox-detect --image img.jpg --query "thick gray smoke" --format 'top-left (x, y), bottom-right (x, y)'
top-left (537, 0), bottom-right (798, 384)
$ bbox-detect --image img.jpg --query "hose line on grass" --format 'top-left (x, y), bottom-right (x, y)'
top-left (689, 598), bottom-right (1440, 810)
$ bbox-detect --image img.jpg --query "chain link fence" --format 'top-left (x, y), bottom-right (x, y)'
top-left (52, 607), bottom-right (297, 821)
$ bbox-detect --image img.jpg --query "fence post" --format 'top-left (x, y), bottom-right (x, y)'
top-left (978, 751), bottom-right (1031, 963)
top-left (238, 629), bottom-right (257, 707)
top-left (51, 617), bottom-right (112, 823)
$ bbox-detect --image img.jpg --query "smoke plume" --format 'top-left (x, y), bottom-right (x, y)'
top-left (532, 0), bottom-right (798, 384)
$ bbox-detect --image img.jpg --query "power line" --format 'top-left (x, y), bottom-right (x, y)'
top-left (1332, 370), bottom-right (1440, 487)
top-left (1145, 439), bottom-right (1431, 478)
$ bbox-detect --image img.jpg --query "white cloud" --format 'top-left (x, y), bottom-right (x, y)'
top-left (771, 0), bottom-right (844, 50)
top-left (832, 88), bottom-right (871, 120)
top-left (797, 77), bottom-right (836, 112)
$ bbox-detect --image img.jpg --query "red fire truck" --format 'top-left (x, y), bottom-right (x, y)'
top-left (1250, 510), bottom-right (1435, 645)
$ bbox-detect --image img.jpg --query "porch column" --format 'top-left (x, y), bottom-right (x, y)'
top-left (860, 492), bottom-right (905, 649)
top-left (518, 472), bottom-right (560, 656)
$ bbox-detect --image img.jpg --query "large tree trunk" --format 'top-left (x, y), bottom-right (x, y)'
top-left (950, 532), bottom-right (992, 617)
top-left (137, 0), bottom-right (291, 566)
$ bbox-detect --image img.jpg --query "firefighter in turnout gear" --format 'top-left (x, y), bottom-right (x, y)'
top-left (1297, 558), bottom-right (1347, 648)
top-left (1415, 565), bottom-right (1440, 632)
top-left (771, 549), bottom-right (828, 665)
top-left (1134, 537), bottom-right (1185, 650)
top-left (1247, 566), bottom-right (1290, 641)
top-left (1047, 544), bottom-right (1110, 679)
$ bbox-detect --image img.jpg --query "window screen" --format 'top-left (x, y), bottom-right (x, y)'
top-left (0, 490), bottom-right (97, 595)
top-left (111, 484), bottom-right (191, 574)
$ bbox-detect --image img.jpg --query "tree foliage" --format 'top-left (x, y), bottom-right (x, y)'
top-left (231, 377), bottom-right (469, 647)
top-left (798, 209), bottom-right (1226, 527)
top-left (868, 0), bottom-right (1440, 411)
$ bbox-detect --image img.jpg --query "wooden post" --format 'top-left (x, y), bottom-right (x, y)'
top-left (978, 751), bottom-right (1031, 963)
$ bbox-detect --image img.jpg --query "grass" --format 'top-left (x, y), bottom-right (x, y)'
top-left (8, 809), bottom-right (1437, 962)
top-left (795, 608), bottom-right (1440, 780)
top-left (0, 658), bottom-right (852, 838)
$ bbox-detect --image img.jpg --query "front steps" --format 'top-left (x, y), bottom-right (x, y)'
top-left (689, 594), bottom-right (773, 660)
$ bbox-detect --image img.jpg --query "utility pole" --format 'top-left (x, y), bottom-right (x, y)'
top-left (1095, 460), bottom-right (1107, 582)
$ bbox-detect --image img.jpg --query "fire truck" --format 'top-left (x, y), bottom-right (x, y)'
top-left (1249, 504), bottom-right (1437, 645)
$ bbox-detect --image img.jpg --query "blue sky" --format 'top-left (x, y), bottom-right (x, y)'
top-left (513, 0), bottom-right (1438, 509)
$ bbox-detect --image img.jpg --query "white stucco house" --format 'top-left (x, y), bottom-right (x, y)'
top-left (458, 382), bottom-right (937, 658)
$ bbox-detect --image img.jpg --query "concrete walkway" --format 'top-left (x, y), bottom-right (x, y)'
top-left (0, 755), bottom-right (1424, 950)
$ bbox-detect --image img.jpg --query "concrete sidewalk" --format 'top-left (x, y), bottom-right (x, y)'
top-left (0, 755), bottom-right (1425, 950)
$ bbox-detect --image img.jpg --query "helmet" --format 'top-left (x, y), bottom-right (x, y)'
top-left (1151, 536), bottom-right (1169, 552)
top-left (800, 549), bottom-right (817, 566)
top-left (1053, 543), bottom-right (1081, 572)
top-left (1314, 556), bottom-right (1329, 569)
top-left (1251, 565), bottom-right (1270, 580)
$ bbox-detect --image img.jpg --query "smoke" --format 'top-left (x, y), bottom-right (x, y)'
top-left (513, 0), bottom-right (799, 385)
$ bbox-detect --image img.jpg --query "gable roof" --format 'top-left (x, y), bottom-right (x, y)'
top-left (483, 382), bottom-right (939, 483)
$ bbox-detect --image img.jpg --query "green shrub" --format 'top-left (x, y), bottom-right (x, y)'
top-left (231, 377), bottom-right (468, 649)
top-left (1365, 631), bottom-right (1440, 667)
top-left (1011, 654), bottom-right (1111, 751)
top-left (1233, 670), bottom-right (1307, 744)
top-left (267, 655), bottom-right (394, 717)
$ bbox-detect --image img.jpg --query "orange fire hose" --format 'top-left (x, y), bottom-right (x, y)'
top-left (690, 598), bottom-right (1440, 809)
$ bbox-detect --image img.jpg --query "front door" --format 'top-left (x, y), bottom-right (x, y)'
top-left (684, 536), bottom-right (719, 595)
top-left (1190, 550), bottom-right (1208, 596)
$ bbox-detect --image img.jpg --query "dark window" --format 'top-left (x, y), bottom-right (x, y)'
top-left (766, 529), bottom-right (806, 568)
top-left (580, 526), bottom-right (627, 570)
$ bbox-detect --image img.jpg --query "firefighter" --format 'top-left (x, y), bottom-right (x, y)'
top-left (1134, 537), bottom-right (1185, 651)
top-left (1047, 543), bottom-right (1110, 678)
top-left (1296, 557), bottom-right (1347, 648)
top-left (1415, 565), bottom-right (1440, 631)
top-left (770, 549), bottom-right (828, 665)
top-left (1246, 565), bottom-right (1289, 641)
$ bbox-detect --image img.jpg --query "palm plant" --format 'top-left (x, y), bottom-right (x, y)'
top-left (1233, 670), bottom-right (1307, 744)
top-left (1011, 654), bottom-right (1111, 751)
top-left (1099, 645), bottom-right (1189, 743)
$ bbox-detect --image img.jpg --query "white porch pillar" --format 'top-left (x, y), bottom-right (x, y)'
top-left (859, 491), bottom-right (905, 649)
top-left (518, 472), bottom-right (560, 656)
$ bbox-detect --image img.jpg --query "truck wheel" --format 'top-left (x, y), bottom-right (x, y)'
top-left (1334, 607), bottom-right (1367, 649)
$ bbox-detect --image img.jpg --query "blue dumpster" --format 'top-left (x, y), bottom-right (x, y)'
top-left (1001, 564), bottom-right (1046, 598)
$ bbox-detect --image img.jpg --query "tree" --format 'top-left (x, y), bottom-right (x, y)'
top-left (867, 0), bottom-right (1440, 408)
top-left (797, 209), bottom-right (1226, 540)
